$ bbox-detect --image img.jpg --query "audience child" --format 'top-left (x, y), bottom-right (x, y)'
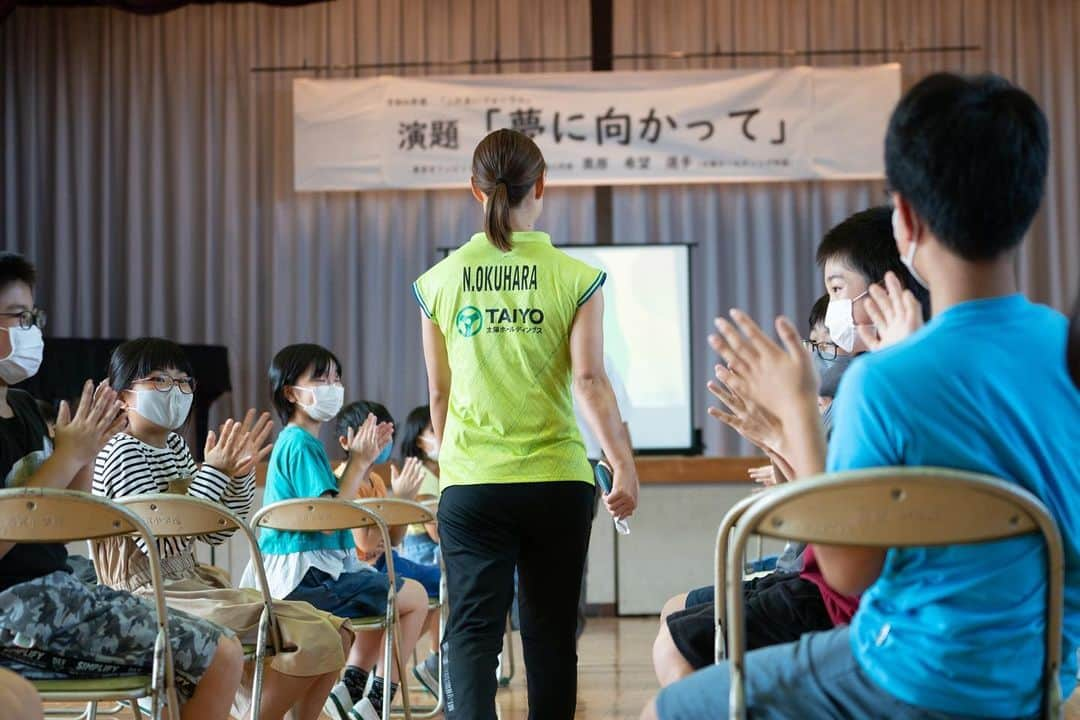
top-left (334, 400), bottom-right (443, 698)
top-left (398, 405), bottom-right (441, 566)
top-left (249, 344), bottom-right (428, 720)
top-left (93, 337), bottom-right (352, 720)
top-left (645, 72), bottom-right (1080, 720)
top-left (652, 207), bottom-right (930, 689)
top-left (0, 253), bottom-right (244, 720)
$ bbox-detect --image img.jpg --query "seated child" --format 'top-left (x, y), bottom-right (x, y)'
top-left (397, 405), bottom-right (441, 566)
top-left (246, 344), bottom-right (429, 720)
top-left (334, 400), bottom-right (442, 697)
top-left (92, 337), bottom-right (353, 720)
top-left (0, 252), bottom-right (244, 720)
top-left (653, 206), bottom-right (930, 688)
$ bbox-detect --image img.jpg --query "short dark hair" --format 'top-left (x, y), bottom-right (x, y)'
top-left (885, 72), bottom-right (1048, 261)
top-left (335, 400), bottom-right (395, 449)
top-left (269, 344), bottom-right (342, 425)
top-left (35, 398), bottom-right (57, 425)
top-left (109, 338), bottom-right (194, 393)
top-left (0, 253), bottom-right (36, 296)
top-left (815, 206), bottom-right (932, 320)
top-left (808, 294), bottom-right (829, 332)
top-left (400, 405), bottom-right (432, 462)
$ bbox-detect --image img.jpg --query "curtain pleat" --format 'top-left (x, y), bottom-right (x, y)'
top-left (1, 1), bottom-right (1077, 460)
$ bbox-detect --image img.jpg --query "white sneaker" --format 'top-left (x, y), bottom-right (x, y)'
top-left (323, 681), bottom-right (358, 720)
top-left (413, 652), bottom-right (439, 697)
top-left (348, 697), bottom-right (382, 720)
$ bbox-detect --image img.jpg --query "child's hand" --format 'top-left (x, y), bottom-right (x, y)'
top-left (390, 457), bottom-right (424, 499)
top-left (748, 464), bottom-right (778, 487)
top-left (230, 409), bottom-right (274, 477)
top-left (707, 365), bottom-right (783, 455)
top-left (709, 310), bottom-right (819, 425)
top-left (858, 271), bottom-right (925, 351)
top-left (54, 380), bottom-right (127, 466)
top-left (344, 413), bottom-right (394, 466)
top-left (204, 418), bottom-right (255, 477)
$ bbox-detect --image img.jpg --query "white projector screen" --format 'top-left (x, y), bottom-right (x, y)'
top-left (561, 244), bottom-right (693, 452)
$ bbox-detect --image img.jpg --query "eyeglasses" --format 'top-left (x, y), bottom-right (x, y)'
top-left (136, 375), bottom-right (197, 394)
top-left (802, 339), bottom-right (839, 361)
top-left (0, 308), bottom-right (47, 330)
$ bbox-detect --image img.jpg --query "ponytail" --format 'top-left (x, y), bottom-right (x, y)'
top-left (471, 129), bottom-right (546, 253)
top-left (485, 182), bottom-right (514, 252)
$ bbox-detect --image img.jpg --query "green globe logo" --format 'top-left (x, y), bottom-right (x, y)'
top-left (455, 306), bottom-right (483, 338)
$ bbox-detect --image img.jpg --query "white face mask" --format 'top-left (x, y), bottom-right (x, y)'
top-left (0, 325), bottom-right (44, 385)
top-left (421, 434), bottom-right (440, 461)
top-left (295, 384), bottom-right (344, 423)
top-left (893, 206), bottom-right (930, 290)
top-left (824, 291), bottom-right (869, 353)
top-left (133, 386), bottom-right (193, 430)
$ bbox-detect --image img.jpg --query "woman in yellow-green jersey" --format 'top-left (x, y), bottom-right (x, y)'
top-left (414, 129), bottom-right (639, 720)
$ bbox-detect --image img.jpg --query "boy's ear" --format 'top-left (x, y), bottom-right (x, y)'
top-left (338, 435), bottom-right (349, 452)
top-left (534, 174), bottom-right (546, 200)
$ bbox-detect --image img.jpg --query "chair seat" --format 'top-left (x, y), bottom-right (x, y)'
top-left (351, 616), bottom-right (387, 629)
top-left (34, 675), bottom-right (152, 699)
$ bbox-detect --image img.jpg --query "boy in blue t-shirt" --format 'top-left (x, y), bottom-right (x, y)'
top-left (645, 73), bottom-right (1080, 720)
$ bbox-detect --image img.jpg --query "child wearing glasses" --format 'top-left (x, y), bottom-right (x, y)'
top-left (92, 337), bottom-right (354, 720)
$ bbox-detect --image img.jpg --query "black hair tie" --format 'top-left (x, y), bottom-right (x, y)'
top-left (495, 177), bottom-right (507, 186)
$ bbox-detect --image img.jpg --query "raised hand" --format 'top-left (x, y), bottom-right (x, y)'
top-left (390, 456), bottom-right (425, 499)
top-left (54, 379), bottom-right (127, 465)
top-left (707, 364), bottom-right (783, 454)
top-left (204, 416), bottom-right (258, 477)
top-left (858, 271), bottom-right (925, 351)
top-left (231, 409), bottom-right (274, 477)
top-left (345, 413), bottom-right (393, 467)
top-left (709, 309), bottom-right (819, 423)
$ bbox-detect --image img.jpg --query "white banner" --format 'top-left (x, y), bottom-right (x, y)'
top-left (294, 64), bottom-right (900, 191)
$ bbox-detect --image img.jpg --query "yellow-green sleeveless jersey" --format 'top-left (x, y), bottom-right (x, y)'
top-left (413, 231), bottom-right (605, 490)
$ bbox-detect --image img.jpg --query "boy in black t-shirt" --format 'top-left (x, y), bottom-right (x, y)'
top-left (0, 253), bottom-right (244, 719)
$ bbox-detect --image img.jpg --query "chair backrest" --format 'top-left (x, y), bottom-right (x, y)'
top-left (356, 498), bottom-right (435, 528)
top-left (116, 494), bottom-right (285, 653)
top-left (0, 487), bottom-right (156, 544)
top-left (722, 467), bottom-right (1064, 720)
top-left (251, 497), bottom-right (383, 533)
top-left (0, 488), bottom-right (179, 720)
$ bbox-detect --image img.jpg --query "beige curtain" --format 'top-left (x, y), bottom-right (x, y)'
top-left (612, 0), bottom-right (1080, 453)
top-left (2, 0), bottom-right (1077, 456)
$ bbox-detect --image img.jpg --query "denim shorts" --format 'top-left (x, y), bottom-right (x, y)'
top-left (401, 533), bottom-right (440, 566)
top-left (656, 626), bottom-right (1032, 720)
top-left (285, 566), bottom-right (403, 619)
top-left (375, 550), bottom-right (440, 599)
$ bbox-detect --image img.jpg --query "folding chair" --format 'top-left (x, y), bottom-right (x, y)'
top-left (0, 488), bottom-right (178, 720)
top-left (355, 498), bottom-right (443, 718)
top-left (250, 497), bottom-right (412, 720)
top-left (714, 467), bottom-right (1065, 720)
top-left (116, 494), bottom-right (285, 720)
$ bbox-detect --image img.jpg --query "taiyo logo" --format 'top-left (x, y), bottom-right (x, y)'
top-left (455, 306), bottom-right (484, 338)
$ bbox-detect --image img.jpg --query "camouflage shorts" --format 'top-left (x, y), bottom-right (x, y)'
top-left (0, 570), bottom-right (230, 703)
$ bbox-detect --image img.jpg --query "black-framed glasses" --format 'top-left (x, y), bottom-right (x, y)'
top-left (0, 308), bottom-right (47, 330)
top-left (136, 375), bottom-right (197, 394)
top-left (802, 339), bottom-right (839, 361)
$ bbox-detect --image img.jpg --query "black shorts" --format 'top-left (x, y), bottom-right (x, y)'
top-left (665, 571), bottom-right (833, 670)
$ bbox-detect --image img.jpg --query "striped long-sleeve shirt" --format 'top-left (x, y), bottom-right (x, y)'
top-left (93, 432), bottom-right (255, 559)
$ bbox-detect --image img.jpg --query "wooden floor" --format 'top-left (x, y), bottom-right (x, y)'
top-left (493, 617), bottom-right (656, 720)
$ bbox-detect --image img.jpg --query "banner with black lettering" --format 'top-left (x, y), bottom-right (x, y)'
top-left (293, 64), bottom-right (900, 191)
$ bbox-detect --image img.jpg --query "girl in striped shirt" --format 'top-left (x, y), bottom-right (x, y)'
top-left (92, 337), bottom-right (354, 720)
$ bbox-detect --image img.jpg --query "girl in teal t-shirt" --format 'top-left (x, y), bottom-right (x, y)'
top-left (243, 343), bottom-right (430, 720)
